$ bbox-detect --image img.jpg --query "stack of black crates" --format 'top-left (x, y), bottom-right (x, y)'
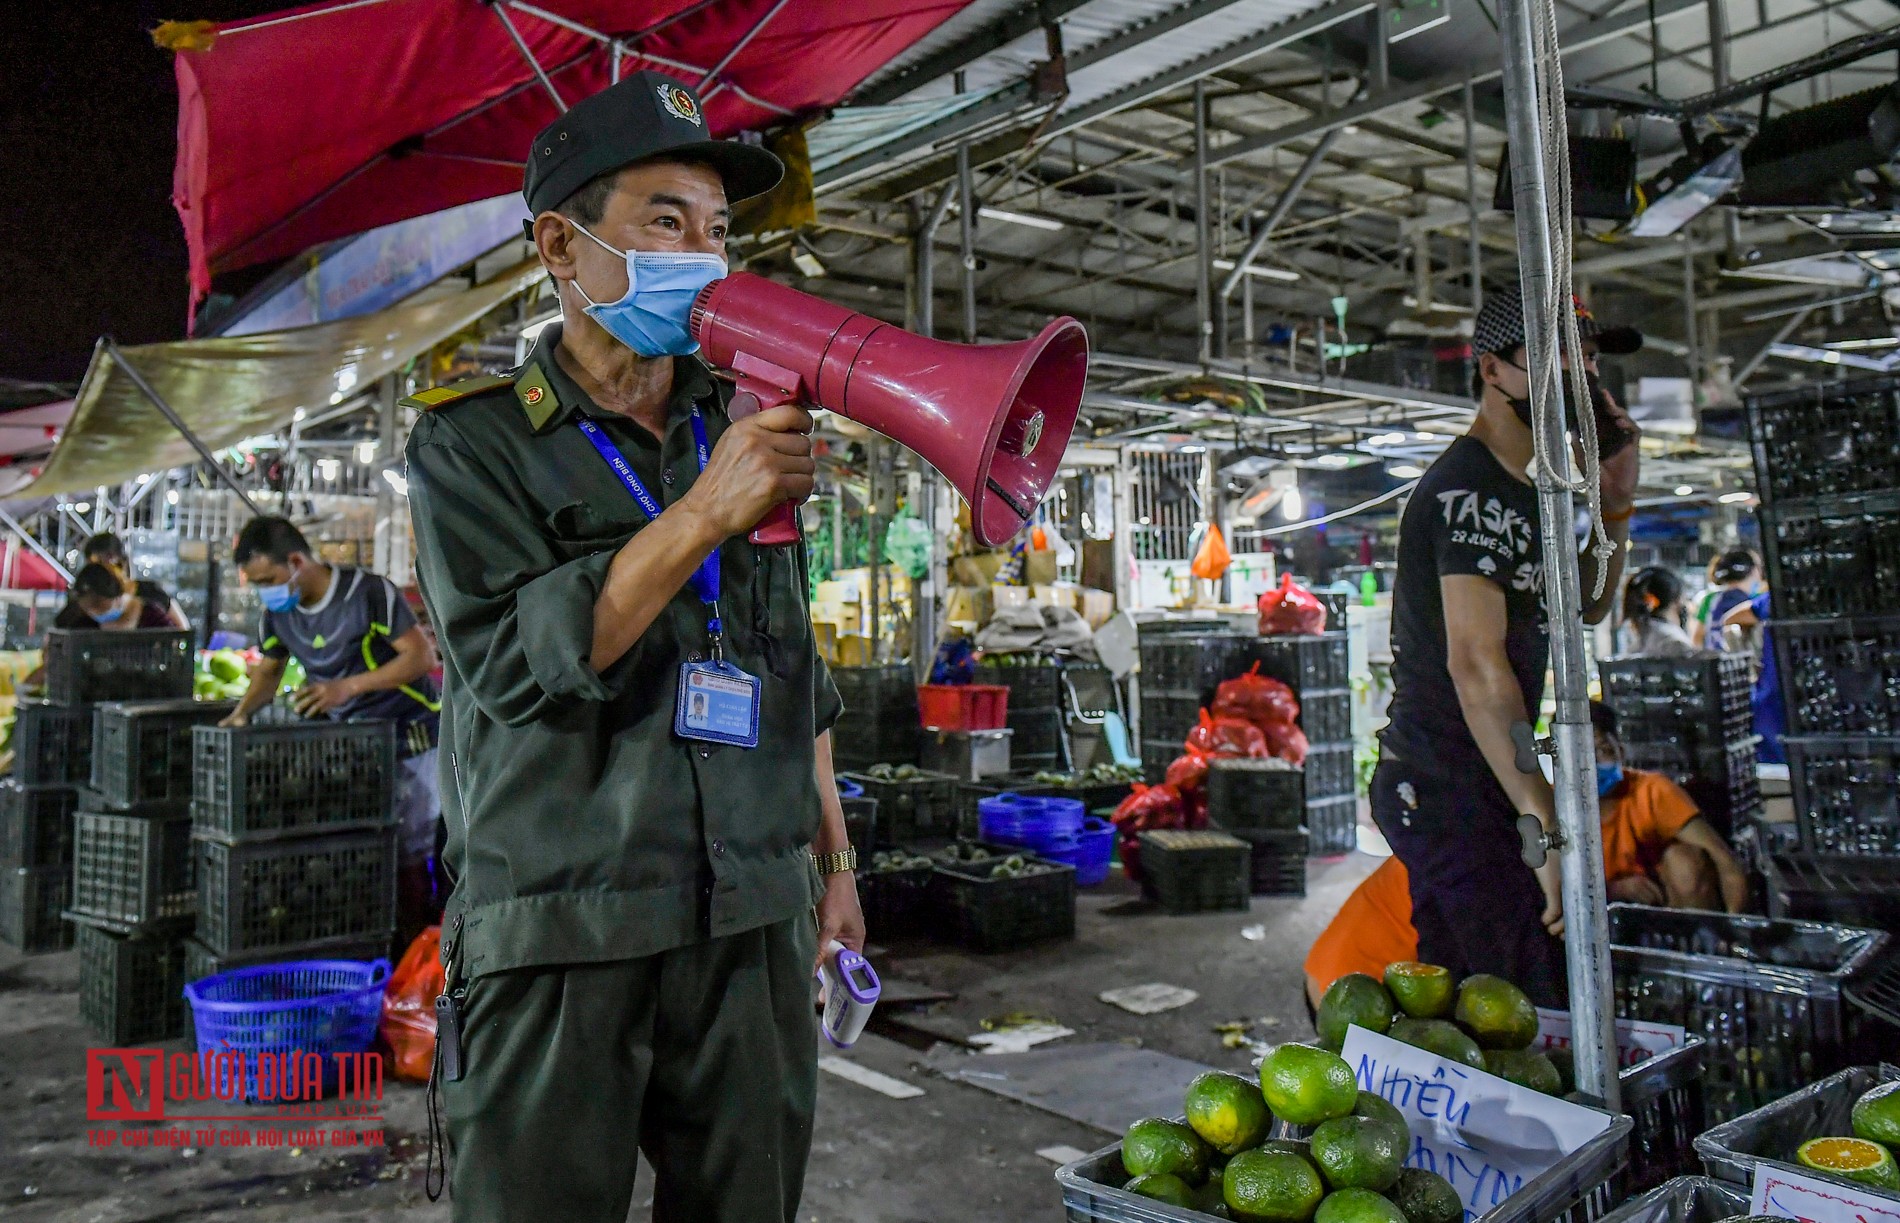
top-left (1597, 654), bottom-right (1760, 838)
top-left (1137, 624), bottom-right (1357, 860)
top-left (34, 629), bottom-right (205, 1042)
top-left (828, 665), bottom-right (920, 771)
top-left (186, 719), bottom-right (399, 990)
top-left (972, 657), bottom-right (1085, 774)
top-left (1749, 375), bottom-right (1900, 930)
top-left (0, 702), bottom-right (88, 952)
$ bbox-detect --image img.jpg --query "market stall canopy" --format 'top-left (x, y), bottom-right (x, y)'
top-left (170, 0), bottom-right (973, 305)
top-left (19, 259), bottom-right (542, 498)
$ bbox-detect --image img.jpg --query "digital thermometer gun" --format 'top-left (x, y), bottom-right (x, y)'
top-left (816, 940), bottom-right (880, 1048)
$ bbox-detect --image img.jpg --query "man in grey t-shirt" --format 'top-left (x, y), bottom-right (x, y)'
top-left (220, 516), bottom-right (444, 946)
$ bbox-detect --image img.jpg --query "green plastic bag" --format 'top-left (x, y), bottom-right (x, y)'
top-left (884, 513), bottom-right (933, 579)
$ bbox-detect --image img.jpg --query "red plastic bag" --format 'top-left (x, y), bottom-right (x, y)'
top-left (1164, 752), bottom-right (1210, 794)
top-left (1259, 718), bottom-right (1311, 766)
top-left (1184, 709), bottom-right (1270, 760)
top-left (1211, 662), bottom-right (1300, 728)
top-left (379, 925), bottom-right (443, 1083)
top-left (1258, 572), bottom-right (1328, 636)
top-left (1111, 782), bottom-right (1185, 832)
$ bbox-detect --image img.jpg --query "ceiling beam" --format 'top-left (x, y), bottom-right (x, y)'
top-left (852, 0), bottom-right (1093, 106)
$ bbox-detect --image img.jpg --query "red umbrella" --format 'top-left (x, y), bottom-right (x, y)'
top-left (170, 0), bottom-right (969, 309)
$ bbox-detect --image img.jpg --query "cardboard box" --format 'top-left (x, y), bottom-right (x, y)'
top-left (811, 620), bottom-right (840, 661)
top-left (1079, 587), bottom-right (1115, 628)
top-left (1032, 583), bottom-right (1080, 611)
top-left (943, 585), bottom-right (993, 628)
top-left (1024, 548), bottom-right (1058, 586)
top-left (992, 585), bottom-right (1031, 610)
top-left (834, 634), bottom-right (873, 666)
top-left (951, 552), bottom-right (1008, 586)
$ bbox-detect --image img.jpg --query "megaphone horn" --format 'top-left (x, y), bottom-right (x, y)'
top-left (690, 272), bottom-right (1089, 549)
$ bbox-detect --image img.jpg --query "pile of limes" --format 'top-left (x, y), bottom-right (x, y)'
top-left (1316, 962), bottom-right (1563, 1096)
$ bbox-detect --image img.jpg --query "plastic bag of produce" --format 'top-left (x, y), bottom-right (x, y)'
top-left (1183, 709), bottom-right (1270, 760)
top-left (1111, 782), bottom-right (1183, 831)
top-left (1164, 752), bottom-right (1210, 793)
top-left (1211, 661), bottom-right (1300, 727)
top-left (1189, 522), bottom-right (1232, 581)
top-left (1257, 572), bottom-right (1328, 636)
top-left (1258, 718), bottom-right (1310, 766)
top-left (379, 925), bottom-right (443, 1083)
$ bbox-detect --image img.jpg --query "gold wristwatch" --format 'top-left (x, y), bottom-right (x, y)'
top-left (811, 847), bottom-right (858, 875)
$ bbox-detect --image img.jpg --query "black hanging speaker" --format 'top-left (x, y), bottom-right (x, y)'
top-left (1493, 136), bottom-right (1639, 221)
top-left (1739, 82), bottom-right (1900, 207)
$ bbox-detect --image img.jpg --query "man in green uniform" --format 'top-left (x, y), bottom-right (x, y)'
top-left (402, 72), bottom-right (863, 1223)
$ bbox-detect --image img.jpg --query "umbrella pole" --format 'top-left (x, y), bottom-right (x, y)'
top-left (103, 338), bottom-right (266, 520)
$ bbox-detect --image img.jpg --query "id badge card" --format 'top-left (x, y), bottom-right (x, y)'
top-left (676, 659), bottom-right (761, 748)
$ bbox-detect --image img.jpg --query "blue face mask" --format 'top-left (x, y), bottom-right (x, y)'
top-left (1596, 762), bottom-right (1624, 797)
top-left (568, 222), bottom-right (726, 358)
top-left (94, 601), bottom-right (125, 624)
top-left (259, 566), bottom-right (302, 614)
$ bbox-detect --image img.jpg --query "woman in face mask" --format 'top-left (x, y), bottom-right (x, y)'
top-left (53, 563), bottom-right (175, 631)
top-left (1619, 565), bottom-right (1701, 657)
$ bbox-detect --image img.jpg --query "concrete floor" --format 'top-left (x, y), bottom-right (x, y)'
top-left (0, 848), bottom-right (1380, 1223)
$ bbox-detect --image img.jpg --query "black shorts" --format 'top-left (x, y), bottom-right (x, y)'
top-left (1369, 756), bottom-right (1568, 1008)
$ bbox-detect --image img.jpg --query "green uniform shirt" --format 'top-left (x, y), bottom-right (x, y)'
top-left (404, 324), bottom-right (842, 981)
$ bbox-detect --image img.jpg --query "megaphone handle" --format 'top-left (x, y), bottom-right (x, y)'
top-left (727, 387), bottom-right (802, 547)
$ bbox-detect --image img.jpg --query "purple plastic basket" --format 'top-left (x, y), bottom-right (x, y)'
top-left (184, 957), bottom-right (390, 1100)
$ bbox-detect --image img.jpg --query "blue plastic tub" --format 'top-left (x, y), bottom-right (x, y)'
top-left (184, 958), bottom-right (390, 1100)
top-left (977, 794), bottom-right (1084, 849)
top-left (835, 777), bottom-right (864, 800)
top-left (1040, 817), bottom-right (1115, 886)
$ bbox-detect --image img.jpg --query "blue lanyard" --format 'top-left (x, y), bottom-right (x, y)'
top-left (576, 408), bottom-right (722, 640)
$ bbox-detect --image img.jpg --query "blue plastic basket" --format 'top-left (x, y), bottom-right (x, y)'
top-left (1040, 817), bottom-right (1115, 886)
top-left (184, 958), bottom-right (390, 1100)
top-left (977, 794), bottom-right (1085, 849)
top-left (834, 777), bottom-right (864, 800)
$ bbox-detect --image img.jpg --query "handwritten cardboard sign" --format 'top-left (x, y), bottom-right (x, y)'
top-left (1533, 1008), bottom-right (1685, 1068)
top-left (1749, 1163), bottom-right (1900, 1223)
top-left (1341, 1027), bottom-right (1614, 1223)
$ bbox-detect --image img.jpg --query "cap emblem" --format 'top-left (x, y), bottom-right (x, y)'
top-left (657, 84), bottom-right (702, 127)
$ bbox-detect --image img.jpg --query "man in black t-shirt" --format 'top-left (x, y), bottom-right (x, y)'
top-left (1375, 288), bottom-right (1641, 1006)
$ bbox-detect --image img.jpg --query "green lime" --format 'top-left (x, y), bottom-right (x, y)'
top-left (1225, 1148), bottom-right (1327, 1223)
top-left (1309, 1116), bottom-right (1408, 1191)
top-left (1853, 1081), bottom-right (1900, 1148)
top-left (1188, 1070), bottom-right (1276, 1156)
top-left (1354, 1091), bottom-right (1409, 1136)
top-left (1384, 962), bottom-right (1455, 1019)
top-left (1387, 1018), bottom-right (1485, 1070)
top-left (1318, 974), bottom-right (1398, 1050)
top-left (1126, 1172), bottom-right (1197, 1206)
top-left (1482, 1049), bottom-right (1563, 1095)
top-left (1122, 1116), bottom-right (1212, 1185)
top-left (1315, 1187), bottom-right (1409, 1223)
top-left (1389, 1168), bottom-right (1463, 1223)
top-left (1260, 1043), bottom-right (1360, 1127)
top-left (1796, 1137), bottom-right (1900, 1190)
top-left (1453, 975), bottom-right (1539, 1051)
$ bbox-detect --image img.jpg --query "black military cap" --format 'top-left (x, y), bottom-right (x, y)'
top-left (522, 70), bottom-right (783, 215)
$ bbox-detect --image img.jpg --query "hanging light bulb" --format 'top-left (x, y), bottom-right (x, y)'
top-left (1282, 485), bottom-right (1304, 521)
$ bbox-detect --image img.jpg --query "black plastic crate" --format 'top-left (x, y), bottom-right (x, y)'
top-left (1747, 375), bottom-right (1900, 506)
top-left (90, 700), bottom-right (236, 810)
top-left (1303, 742), bottom-right (1356, 801)
top-left (1138, 829), bottom-right (1250, 914)
top-left (1247, 632), bottom-right (1351, 694)
top-left (43, 629), bottom-right (194, 705)
top-left (1763, 854), bottom-right (1900, 930)
top-left (1206, 757), bottom-right (1304, 830)
top-left (928, 851), bottom-right (1075, 951)
top-left (13, 699), bottom-right (94, 787)
top-left (69, 810), bottom-right (195, 930)
top-left (0, 864), bottom-right (71, 952)
top-left (839, 770), bottom-right (959, 846)
top-left (972, 659), bottom-right (1065, 710)
top-left (1763, 491), bottom-right (1900, 620)
top-left (1299, 689), bottom-right (1352, 743)
top-left (829, 665), bottom-right (919, 715)
top-left (1608, 904), bottom-right (1888, 1121)
top-left (1600, 656), bottom-right (1754, 744)
top-left (1846, 945), bottom-right (1900, 1030)
top-left (75, 920), bottom-right (186, 1044)
top-left (0, 781), bottom-right (78, 867)
top-left (1137, 632), bottom-right (1246, 697)
top-left (828, 713), bottom-right (920, 772)
top-left (1308, 795), bottom-right (1359, 856)
top-left (195, 827), bottom-right (397, 956)
top-left (1775, 615), bottom-right (1900, 736)
top-left (191, 721), bottom-right (397, 843)
top-left (1623, 738), bottom-right (1761, 835)
top-left (1621, 1039), bottom-right (1709, 1193)
top-left (1137, 692), bottom-right (1202, 746)
top-left (1787, 736), bottom-right (1900, 856)
top-left (1223, 826), bottom-right (1308, 896)
top-left (855, 849), bottom-right (934, 940)
top-left (1695, 1064), bottom-right (1900, 1203)
top-left (1005, 706), bottom-right (1063, 767)
top-left (840, 795), bottom-right (876, 852)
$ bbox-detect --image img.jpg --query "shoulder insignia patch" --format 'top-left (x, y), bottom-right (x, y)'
top-left (399, 374), bottom-right (515, 412)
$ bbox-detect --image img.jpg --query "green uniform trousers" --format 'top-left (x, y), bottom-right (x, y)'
top-left (442, 915), bottom-right (818, 1222)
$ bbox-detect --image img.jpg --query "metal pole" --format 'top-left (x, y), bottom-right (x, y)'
top-left (956, 143), bottom-right (978, 344)
top-left (1465, 74), bottom-right (1483, 313)
top-left (914, 187), bottom-right (955, 679)
top-left (1194, 79), bottom-right (1214, 364)
top-left (1683, 246), bottom-right (1701, 387)
top-left (1241, 215), bottom-right (1256, 352)
top-left (1218, 115), bottom-right (1356, 302)
top-left (1734, 300), bottom-right (1820, 386)
top-left (1496, 0), bottom-right (1620, 1110)
top-left (103, 339), bottom-right (266, 518)
top-left (0, 503), bottom-right (73, 582)
top-left (1371, 0), bottom-right (1391, 90)
top-left (491, 4), bottom-right (568, 112)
